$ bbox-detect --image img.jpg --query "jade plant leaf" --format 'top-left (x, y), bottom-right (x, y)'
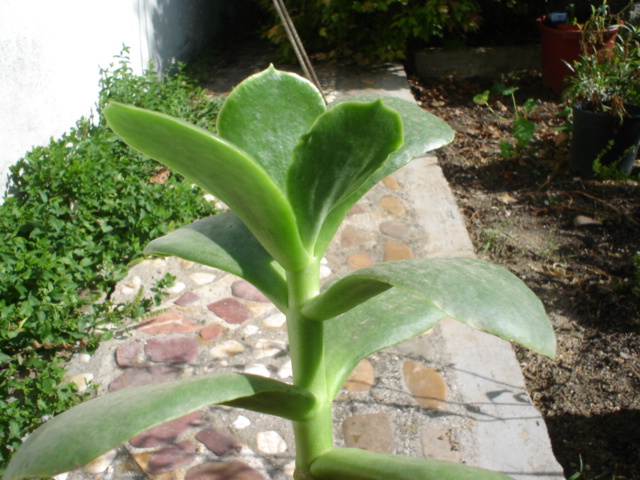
top-left (309, 258), bottom-right (555, 356)
top-left (314, 96), bottom-right (455, 256)
top-left (4, 374), bottom-right (316, 480)
top-left (287, 100), bottom-right (403, 250)
top-left (144, 212), bottom-right (287, 310)
top-left (217, 66), bottom-right (326, 192)
top-left (319, 258), bottom-right (556, 397)
top-left (103, 102), bottom-right (308, 271)
top-left (323, 287), bottom-right (446, 398)
top-left (310, 448), bottom-right (515, 480)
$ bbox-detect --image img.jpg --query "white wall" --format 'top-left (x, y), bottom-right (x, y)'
top-left (0, 0), bottom-right (226, 198)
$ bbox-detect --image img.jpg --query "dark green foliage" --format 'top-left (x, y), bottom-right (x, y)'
top-left (0, 49), bottom-right (221, 472)
top-left (260, 0), bottom-right (483, 64)
top-left (259, 0), bottom-right (551, 64)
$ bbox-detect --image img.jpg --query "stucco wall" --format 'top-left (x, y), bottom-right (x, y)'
top-left (0, 0), bottom-right (231, 198)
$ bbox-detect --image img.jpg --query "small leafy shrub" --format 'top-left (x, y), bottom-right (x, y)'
top-left (259, 0), bottom-right (484, 64)
top-left (474, 82), bottom-right (537, 158)
top-left (5, 67), bottom-right (555, 480)
top-left (0, 49), bottom-right (220, 472)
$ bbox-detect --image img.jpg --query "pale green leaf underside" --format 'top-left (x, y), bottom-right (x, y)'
top-left (315, 258), bottom-right (555, 358)
top-left (288, 100), bottom-right (403, 249)
top-left (4, 374), bottom-right (315, 480)
top-left (217, 66), bottom-right (326, 192)
top-left (310, 448), bottom-right (515, 480)
top-left (103, 102), bottom-right (308, 271)
top-left (323, 287), bottom-right (446, 398)
top-left (144, 212), bottom-right (287, 310)
top-left (315, 96), bottom-right (455, 256)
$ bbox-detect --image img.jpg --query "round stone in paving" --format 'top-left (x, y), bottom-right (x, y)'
top-left (233, 415), bottom-right (251, 430)
top-left (347, 252), bottom-right (375, 270)
top-left (379, 196), bottom-right (405, 216)
top-left (166, 281), bottom-right (186, 294)
top-left (145, 337), bottom-right (199, 364)
top-left (66, 373), bottom-right (94, 393)
top-left (244, 363), bottom-right (270, 378)
top-left (379, 220), bottom-right (410, 240)
top-left (136, 311), bottom-right (200, 334)
top-left (185, 461), bottom-right (266, 480)
top-left (208, 298), bottom-right (251, 325)
top-left (256, 431), bottom-right (287, 454)
top-left (231, 280), bottom-right (270, 303)
top-left (421, 427), bottom-right (459, 462)
top-left (82, 449), bottom-right (116, 473)
top-left (175, 291), bottom-right (200, 307)
top-left (402, 360), bottom-right (447, 409)
top-left (343, 359), bottom-right (374, 392)
top-left (277, 360), bottom-right (292, 379)
top-left (210, 340), bottom-right (245, 359)
top-left (253, 339), bottom-right (286, 359)
top-left (200, 324), bottom-right (225, 341)
top-left (108, 365), bottom-right (182, 392)
top-left (196, 428), bottom-right (241, 456)
top-left (116, 341), bottom-right (143, 367)
top-left (342, 413), bottom-right (395, 453)
top-left (383, 242), bottom-right (413, 262)
top-left (262, 312), bottom-right (286, 329)
top-left (147, 441), bottom-right (196, 475)
top-left (340, 224), bottom-right (367, 247)
top-left (189, 272), bottom-right (217, 285)
top-left (130, 411), bottom-right (203, 448)
top-left (382, 175), bottom-right (400, 191)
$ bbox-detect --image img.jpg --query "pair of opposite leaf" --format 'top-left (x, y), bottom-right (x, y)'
top-left (104, 65), bottom-right (447, 275)
top-left (3, 66), bottom-right (555, 480)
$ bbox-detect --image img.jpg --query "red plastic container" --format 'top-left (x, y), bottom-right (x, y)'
top-left (536, 17), bottom-right (618, 95)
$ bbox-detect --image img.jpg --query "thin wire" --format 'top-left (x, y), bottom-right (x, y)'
top-left (271, 0), bottom-right (326, 102)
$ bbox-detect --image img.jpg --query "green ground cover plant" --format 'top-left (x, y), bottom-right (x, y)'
top-left (0, 49), bottom-right (220, 473)
top-left (5, 66), bottom-right (555, 480)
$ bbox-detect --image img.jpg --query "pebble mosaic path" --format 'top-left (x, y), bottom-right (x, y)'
top-left (59, 50), bottom-right (564, 480)
top-left (65, 173), bottom-right (460, 480)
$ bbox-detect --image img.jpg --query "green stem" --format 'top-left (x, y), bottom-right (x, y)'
top-left (286, 260), bottom-right (333, 472)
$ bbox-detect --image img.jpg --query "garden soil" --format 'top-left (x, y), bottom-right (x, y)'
top-left (408, 70), bottom-right (640, 479)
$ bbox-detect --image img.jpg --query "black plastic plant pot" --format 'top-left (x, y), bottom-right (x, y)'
top-left (570, 104), bottom-right (640, 178)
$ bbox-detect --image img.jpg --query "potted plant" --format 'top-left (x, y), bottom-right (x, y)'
top-left (564, 6), bottom-right (640, 178)
top-left (537, 1), bottom-right (620, 95)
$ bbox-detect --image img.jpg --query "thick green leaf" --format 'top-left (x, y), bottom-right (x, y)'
top-left (217, 66), bottom-right (326, 192)
top-left (320, 258), bottom-right (555, 398)
top-left (317, 258), bottom-right (555, 357)
top-left (315, 96), bottom-right (455, 256)
top-left (144, 212), bottom-right (287, 310)
top-left (4, 374), bottom-right (316, 480)
top-left (302, 277), bottom-right (391, 321)
top-left (309, 448), bottom-right (515, 480)
top-left (288, 100), bottom-right (403, 250)
top-left (323, 287), bottom-right (446, 398)
top-left (104, 102), bottom-right (308, 271)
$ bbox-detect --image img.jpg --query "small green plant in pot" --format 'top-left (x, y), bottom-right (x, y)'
top-left (564, 1), bottom-right (640, 177)
top-left (3, 67), bottom-right (555, 480)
